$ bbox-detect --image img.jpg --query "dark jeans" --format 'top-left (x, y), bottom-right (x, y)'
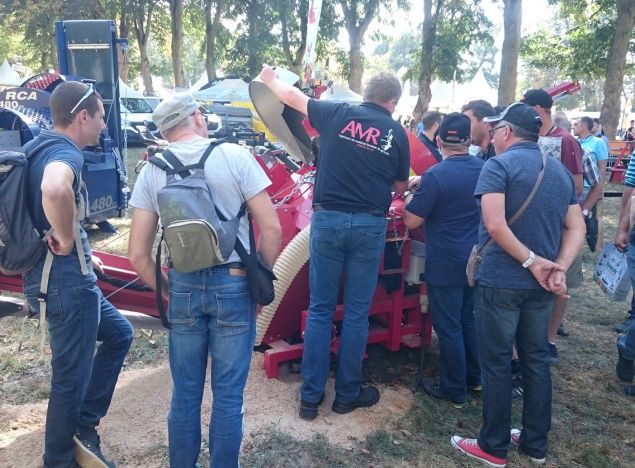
top-left (25, 282), bottom-right (133, 468)
top-left (427, 284), bottom-right (480, 403)
top-left (301, 210), bottom-right (387, 403)
top-left (475, 286), bottom-right (553, 460)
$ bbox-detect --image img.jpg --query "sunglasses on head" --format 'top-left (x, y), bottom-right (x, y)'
top-left (70, 83), bottom-right (96, 115)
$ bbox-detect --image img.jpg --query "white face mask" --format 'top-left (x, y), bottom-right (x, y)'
top-left (468, 144), bottom-right (482, 156)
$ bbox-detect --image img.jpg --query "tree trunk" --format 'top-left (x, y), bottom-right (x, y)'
top-left (497, 0), bottom-right (522, 106)
top-left (246, 1), bottom-right (264, 78)
top-left (348, 38), bottom-right (363, 93)
top-left (279, 0), bottom-right (307, 76)
top-left (170, 0), bottom-right (186, 88)
top-left (340, 0), bottom-right (379, 94)
top-left (414, 0), bottom-right (439, 118)
top-left (133, 6), bottom-right (155, 94)
top-left (117, 8), bottom-right (131, 83)
top-left (599, 0), bottom-right (635, 139)
top-left (205, 0), bottom-right (222, 82)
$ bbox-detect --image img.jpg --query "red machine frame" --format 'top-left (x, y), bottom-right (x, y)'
top-left (0, 133), bottom-right (436, 379)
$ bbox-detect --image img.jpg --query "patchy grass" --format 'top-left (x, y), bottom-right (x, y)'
top-left (2, 160), bottom-right (635, 465)
top-left (239, 194), bottom-right (635, 467)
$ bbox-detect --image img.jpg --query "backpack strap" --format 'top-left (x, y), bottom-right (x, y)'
top-left (149, 140), bottom-right (226, 179)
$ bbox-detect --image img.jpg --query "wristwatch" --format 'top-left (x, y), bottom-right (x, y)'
top-left (582, 208), bottom-right (590, 218)
top-left (522, 250), bottom-right (535, 268)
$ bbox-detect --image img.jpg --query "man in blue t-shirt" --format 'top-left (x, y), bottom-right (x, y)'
top-left (403, 113), bottom-right (482, 408)
top-left (450, 103), bottom-right (585, 467)
top-left (21, 82), bottom-right (133, 467)
top-left (258, 66), bottom-right (410, 420)
top-left (574, 116), bottom-right (609, 189)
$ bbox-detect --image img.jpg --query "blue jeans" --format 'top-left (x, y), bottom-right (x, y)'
top-left (427, 285), bottom-right (480, 403)
top-left (301, 210), bottom-right (387, 403)
top-left (475, 286), bottom-right (553, 460)
top-left (626, 244), bottom-right (635, 317)
top-left (167, 266), bottom-right (255, 468)
top-left (24, 282), bottom-right (133, 468)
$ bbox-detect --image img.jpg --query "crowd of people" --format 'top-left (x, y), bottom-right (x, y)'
top-left (19, 71), bottom-right (635, 468)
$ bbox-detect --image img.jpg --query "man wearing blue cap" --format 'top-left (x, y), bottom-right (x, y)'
top-left (450, 102), bottom-right (586, 467)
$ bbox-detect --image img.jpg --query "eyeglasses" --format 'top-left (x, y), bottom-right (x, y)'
top-left (70, 83), bottom-right (96, 115)
top-left (193, 108), bottom-right (209, 123)
top-left (488, 125), bottom-right (510, 138)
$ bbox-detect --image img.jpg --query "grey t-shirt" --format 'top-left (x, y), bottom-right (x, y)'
top-left (474, 141), bottom-right (578, 289)
top-left (129, 137), bottom-right (271, 264)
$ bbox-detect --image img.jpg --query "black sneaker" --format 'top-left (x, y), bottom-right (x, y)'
top-left (299, 393), bottom-right (325, 420)
top-left (557, 323), bottom-right (569, 337)
top-left (615, 316), bottom-right (635, 334)
top-left (420, 378), bottom-right (466, 409)
top-left (512, 374), bottom-right (524, 400)
top-left (548, 343), bottom-right (561, 365)
top-left (616, 348), bottom-right (635, 382)
top-left (73, 427), bottom-right (115, 468)
top-left (332, 385), bottom-right (380, 414)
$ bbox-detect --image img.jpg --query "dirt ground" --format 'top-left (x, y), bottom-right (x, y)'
top-left (0, 353), bottom-right (414, 467)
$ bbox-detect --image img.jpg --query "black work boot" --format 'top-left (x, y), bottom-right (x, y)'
top-left (73, 426), bottom-right (116, 468)
top-left (617, 348), bottom-right (635, 383)
top-left (332, 385), bottom-right (380, 414)
top-left (299, 393), bottom-right (325, 420)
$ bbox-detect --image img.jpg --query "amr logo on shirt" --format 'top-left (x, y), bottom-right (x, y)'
top-left (339, 120), bottom-right (393, 155)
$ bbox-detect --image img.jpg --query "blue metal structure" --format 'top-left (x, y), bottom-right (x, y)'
top-left (0, 20), bottom-right (129, 233)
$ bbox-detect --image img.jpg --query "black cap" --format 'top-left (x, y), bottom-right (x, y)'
top-left (484, 102), bottom-right (542, 135)
top-left (521, 89), bottom-right (553, 109)
top-left (438, 112), bottom-right (471, 144)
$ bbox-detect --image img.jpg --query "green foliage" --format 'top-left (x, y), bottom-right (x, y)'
top-left (521, 0), bottom-right (635, 80)
top-left (393, 0), bottom-right (493, 85)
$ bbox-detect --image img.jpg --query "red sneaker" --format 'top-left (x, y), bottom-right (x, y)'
top-left (509, 429), bottom-right (546, 465)
top-left (451, 436), bottom-right (507, 467)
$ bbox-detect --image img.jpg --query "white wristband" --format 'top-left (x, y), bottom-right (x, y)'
top-left (522, 250), bottom-right (535, 268)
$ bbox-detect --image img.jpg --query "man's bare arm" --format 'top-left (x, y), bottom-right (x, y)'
top-left (392, 180), bottom-right (408, 194)
top-left (258, 65), bottom-right (309, 116)
top-left (246, 190), bottom-right (282, 268)
top-left (41, 162), bottom-right (77, 255)
top-left (582, 180), bottom-right (603, 212)
top-left (555, 204), bottom-right (586, 270)
top-left (128, 208), bottom-right (166, 296)
top-left (615, 186), bottom-right (634, 251)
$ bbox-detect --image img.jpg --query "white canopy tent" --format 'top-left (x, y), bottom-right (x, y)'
top-left (193, 78), bottom-right (251, 102)
top-left (320, 84), bottom-right (363, 105)
top-left (0, 59), bottom-right (22, 88)
top-left (118, 78), bottom-right (145, 98)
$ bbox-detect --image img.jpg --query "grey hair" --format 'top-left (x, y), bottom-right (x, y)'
top-left (501, 120), bottom-right (539, 142)
top-left (363, 72), bottom-right (402, 105)
top-left (553, 111), bottom-right (571, 133)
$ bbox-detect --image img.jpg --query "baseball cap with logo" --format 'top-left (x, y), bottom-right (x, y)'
top-left (484, 102), bottom-right (542, 136)
top-left (438, 112), bottom-right (471, 144)
top-left (152, 92), bottom-right (200, 134)
top-left (521, 88), bottom-right (553, 109)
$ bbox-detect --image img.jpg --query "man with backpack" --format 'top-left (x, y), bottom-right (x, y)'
top-left (19, 81), bottom-right (134, 467)
top-left (128, 92), bottom-right (280, 467)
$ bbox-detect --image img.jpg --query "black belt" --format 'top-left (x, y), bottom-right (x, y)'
top-left (313, 203), bottom-right (385, 217)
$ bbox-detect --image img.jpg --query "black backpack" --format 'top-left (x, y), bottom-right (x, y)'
top-left (0, 141), bottom-right (54, 275)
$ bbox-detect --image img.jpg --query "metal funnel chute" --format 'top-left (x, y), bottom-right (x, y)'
top-left (249, 68), bottom-right (314, 164)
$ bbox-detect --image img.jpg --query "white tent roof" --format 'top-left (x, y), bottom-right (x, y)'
top-left (0, 59), bottom-right (22, 87)
top-left (193, 79), bottom-right (251, 102)
top-left (118, 78), bottom-right (145, 99)
top-left (320, 84), bottom-right (363, 104)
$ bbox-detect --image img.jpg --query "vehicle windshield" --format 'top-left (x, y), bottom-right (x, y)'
top-left (121, 98), bottom-right (153, 113)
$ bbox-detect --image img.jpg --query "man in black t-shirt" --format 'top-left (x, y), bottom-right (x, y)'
top-left (258, 66), bottom-right (410, 420)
